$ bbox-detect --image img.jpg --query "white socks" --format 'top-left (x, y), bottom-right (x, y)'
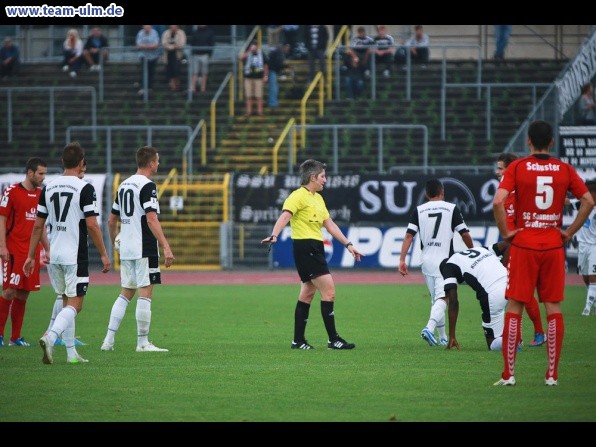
top-left (426, 298), bottom-right (447, 335)
top-left (48, 305), bottom-right (77, 345)
top-left (136, 297), bottom-right (152, 347)
top-left (47, 295), bottom-right (63, 333)
top-left (103, 295), bottom-right (130, 345)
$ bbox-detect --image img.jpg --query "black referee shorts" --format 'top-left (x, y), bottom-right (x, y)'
top-left (293, 238), bottom-right (330, 283)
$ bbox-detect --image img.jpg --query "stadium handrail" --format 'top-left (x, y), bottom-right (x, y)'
top-left (210, 72), bottom-right (235, 149)
top-left (326, 25), bottom-right (350, 101)
top-left (300, 71), bottom-right (324, 148)
top-left (181, 118), bottom-right (207, 186)
top-left (1, 86), bottom-right (96, 143)
top-left (271, 117), bottom-right (296, 174)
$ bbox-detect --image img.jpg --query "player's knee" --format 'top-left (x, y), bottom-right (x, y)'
top-left (2, 288), bottom-right (16, 300)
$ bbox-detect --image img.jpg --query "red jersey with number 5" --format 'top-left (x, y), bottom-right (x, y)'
top-left (0, 182), bottom-right (42, 256)
top-left (499, 153), bottom-right (587, 250)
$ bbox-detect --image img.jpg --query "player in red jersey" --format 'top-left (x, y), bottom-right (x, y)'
top-left (493, 120), bottom-right (594, 386)
top-left (0, 157), bottom-right (49, 347)
top-left (496, 152), bottom-right (546, 347)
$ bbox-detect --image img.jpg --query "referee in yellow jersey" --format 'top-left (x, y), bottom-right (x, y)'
top-left (262, 159), bottom-right (363, 350)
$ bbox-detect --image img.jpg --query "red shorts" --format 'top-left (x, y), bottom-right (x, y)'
top-left (506, 244), bottom-right (565, 303)
top-left (2, 253), bottom-right (41, 292)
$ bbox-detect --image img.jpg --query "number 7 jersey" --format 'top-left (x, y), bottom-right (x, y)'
top-left (111, 174), bottom-right (160, 260)
top-left (37, 176), bottom-right (99, 265)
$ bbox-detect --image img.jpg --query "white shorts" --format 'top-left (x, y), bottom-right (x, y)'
top-left (423, 273), bottom-right (445, 303)
top-left (192, 54), bottom-right (209, 76)
top-left (577, 243), bottom-right (596, 276)
top-left (480, 280), bottom-right (507, 339)
top-left (46, 263), bottom-right (89, 298)
top-left (120, 257), bottom-right (161, 289)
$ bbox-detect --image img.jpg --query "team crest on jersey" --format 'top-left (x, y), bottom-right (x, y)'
top-left (25, 207), bottom-right (37, 220)
top-left (151, 189), bottom-right (157, 197)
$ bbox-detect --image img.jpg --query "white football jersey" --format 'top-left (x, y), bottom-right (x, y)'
top-left (570, 199), bottom-right (596, 245)
top-left (406, 200), bottom-right (469, 275)
top-left (37, 175), bottom-right (99, 265)
top-left (111, 174), bottom-right (160, 260)
top-left (441, 246), bottom-right (507, 298)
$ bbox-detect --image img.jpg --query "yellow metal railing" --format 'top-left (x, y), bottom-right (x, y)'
top-left (210, 72), bottom-right (235, 149)
top-left (111, 172), bottom-right (230, 270)
top-left (326, 25), bottom-right (350, 100)
top-left (300, 71), bottom-right (324, 148)
top-left (238, 25), bottom-right (262, 101)
top-left (272, 117), bottom-right (296, 174)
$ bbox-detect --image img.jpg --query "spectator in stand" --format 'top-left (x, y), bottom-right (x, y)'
top-left (161, 25), bottom-right (187, 92)
top-left (135, 25), bottom-right (161, 96)
top-left (372, 25), bottom-right (395, 78)
top-left (494, 25), bottom-right (512, 61)
top-left (342, 50), bottom-right (365, 100)
top-left (346, 26), bottom-right (375, 79)
top-left (0, 37), bottom-right (19, 80)
top-left (305, 25), bottom-right (329, 81)
top-left (577, 83), bottom-right (596, 125)
top-left (282, 25), bottom-right (300, 58)
top-left (267, 43), bottom-right (290, 108)
top-left (189, 25), bottom-right (215, 94)
top-left (241, 41), bottom-right (268, 117)
top-left (61, 28), bottom-right (83, 78)
top-left (83, 26), bottom-right (109, 72)
top-left (395, 25), bottom-right (430, 68)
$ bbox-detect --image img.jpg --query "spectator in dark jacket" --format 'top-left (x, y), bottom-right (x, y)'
top-left (83, 26), bottom-right (109, 71)
top-left (189, 25), bottom-right (215, 94)
top-left (267, 43), bottom-right (290, 108)
top-left (305, 25), bottom-right (329, 81)
top-left (0, 37), bottom-right (19, 79)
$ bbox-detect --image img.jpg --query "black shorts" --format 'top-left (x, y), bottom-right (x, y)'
top-left (293, 239), bottom-right (330, 283)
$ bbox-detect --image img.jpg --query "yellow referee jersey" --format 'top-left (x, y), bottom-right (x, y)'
top-left (282, 186), bottom-right (330, 240)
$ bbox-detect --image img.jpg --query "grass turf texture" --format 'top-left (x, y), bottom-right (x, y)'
top-left (1, 283), bottom-right (595, 422)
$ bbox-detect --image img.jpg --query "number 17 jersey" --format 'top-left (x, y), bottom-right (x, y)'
top-left (37, 176), bottom-right (99, 265)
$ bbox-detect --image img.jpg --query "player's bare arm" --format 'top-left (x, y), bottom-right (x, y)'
top-left (23, 216), bottom-right (45, 277)
top-left (493, 188), bottom-right (521, 241)
top-left (561, 191), bottom-right (595, 244)
top-left (261, 210), bottom-right (292, 246)
top-left (146, 211), bottom-right (175, 268)
top-left (85, 216), bottom-right (111, 273)
top-left (398, 233), bottom-right (414, 276)
top-left (0, 215), bottom-right (9, 262)
top-left (323, 218), bottom-right (363, 262)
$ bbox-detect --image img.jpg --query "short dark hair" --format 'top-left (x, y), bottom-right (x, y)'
top-left (425, 178), bottom-right (443, 198)
top-left (497, 152), bottom-right (518, 168)
top-left (528, 120), bottom-right (553, 151)
top-left (299, 159), bottom-right (326, 185)
top-left (136, 146), bottom-right (158, 168)
top-left (62, 142), bottom-right (85, 169)
top-left (26, 157), bottom-right (47, 173)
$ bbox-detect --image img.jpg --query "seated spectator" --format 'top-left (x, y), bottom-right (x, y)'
top-left (135, 25), bottom-right (161, 96)
top-left (61, 28), bottom-right (83, 78)
top-left (372, 25), bottom-right (395, 78)
top-left (161, 25), bottom-right (187, 92)
top-left (83, 26), bottom-right (109, 71)
top-left (395, 25), bottom-right (430, 67)
top-left (346, 26), bottom-right (374, 78)
top-left (578, 83), bottom-right (596, 125)
top-left (305, 25), bottom-right (329, 81)
top-left (342, 50), bottom-right (365, 100)
top-left (0, 37), bottom-right (19, 80)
